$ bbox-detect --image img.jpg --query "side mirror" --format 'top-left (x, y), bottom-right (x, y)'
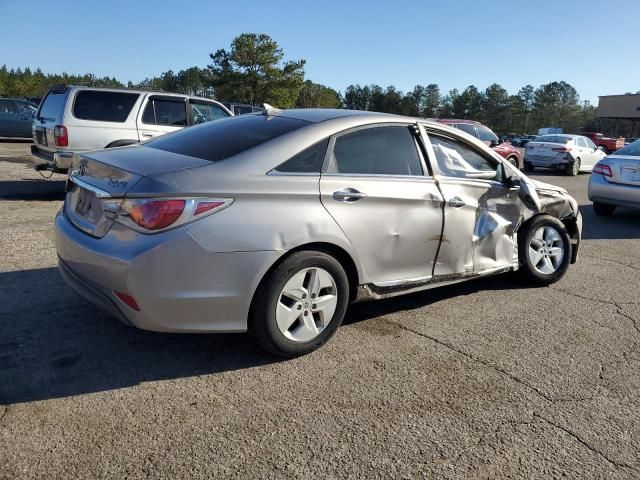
top-left (597, 146), bottom-right (606, 152)
top-left (490, 139), bottom-right (499, 148)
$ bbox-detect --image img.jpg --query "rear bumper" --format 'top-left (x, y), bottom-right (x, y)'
top-left (588, 174), bottom-right (640, 208)
top-left (31, 145), bottom-right (74, 172)
top-left (526, 155), bottom-right (571, 168)
top-left (55, 211), bottom-right (282, 333)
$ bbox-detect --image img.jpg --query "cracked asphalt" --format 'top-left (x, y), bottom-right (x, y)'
top-left (1, 141), bottom-right (639, 479)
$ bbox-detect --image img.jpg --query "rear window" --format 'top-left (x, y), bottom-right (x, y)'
top-left (73, 90), bottom-right (139, 122)
top-left (146, 114), bottom-right (310, 162)
top-left (536, 135), bottom-right (571, 144)
top-left (456, 124), bottom-right (477, 137)
top-left (615, 140), bottom-right (640, 157)
top-left (38, 91), bottom-right (67, 120)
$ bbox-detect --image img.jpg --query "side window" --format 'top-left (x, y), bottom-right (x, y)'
top-left (17, 102), bottom-right (36, 114)
top-left (329, 126), bottom-right (423, 176)
top-left (142, 99), bottom-right (187, 126)
top-left (73, 91), bottom-right (139, 122)
top-left (274, 139), bottom-right (329, 173)
top-left (584, 137), bottom-right (596, 149)
top-left (577, 138), bottom-right (588, 148)
top-left (428, 132), bottom-right (497, 179)
top-left (0, 99), bottom-right (18, 114)
top-left (190, 101), bottom-right (229, 124)
top-left (455, 123), bottom-right (478, 138)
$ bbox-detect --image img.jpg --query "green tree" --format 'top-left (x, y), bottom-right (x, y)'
top-left (482, 83), bottom-right (509, 130)
top-left (208, 33), bottom-right (305, 107)
top-left (422, 84), bottom-right (441, 118)
top-left (296, 80), bottom-right (341, 108)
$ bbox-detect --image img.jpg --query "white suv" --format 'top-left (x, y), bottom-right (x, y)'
top-left (31, 85), bottom-right (232, 173)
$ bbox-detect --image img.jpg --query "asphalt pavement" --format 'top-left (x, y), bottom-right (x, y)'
top-left (1, 142), bottom-right (639, 479)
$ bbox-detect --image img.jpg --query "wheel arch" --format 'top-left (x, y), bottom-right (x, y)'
top-left (517, 212), bottom-right (580, 264)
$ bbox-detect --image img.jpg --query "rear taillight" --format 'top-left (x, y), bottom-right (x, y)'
top-left (108, 197), bottom-right (233, 233)
top-left (54, 125), bottom-right (68, 147)
top-left (114, 291), bottom-right (140, 311)
top-left (593, 162), bottom-right (612, 177)
top-left (552, 147), bottom-right (571, 152)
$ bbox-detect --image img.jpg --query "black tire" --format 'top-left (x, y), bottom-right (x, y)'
top-left (518, 215), bottom-right (572, 286)
top-left (507, 156), bottom-right (519, 169)
top-left (249, 250), bottom-right (350, 358)
top-left (523, 161), bottom-right (534, 173)
top-left (593, 202), bottom-right (616, 216)
top-left (565, 158), bottom-right (580, 176)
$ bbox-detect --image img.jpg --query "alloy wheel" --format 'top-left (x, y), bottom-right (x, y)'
top-left (528, 226), bottom-right (565, 275)
top-left (275, 267), bottom-right (338, 342)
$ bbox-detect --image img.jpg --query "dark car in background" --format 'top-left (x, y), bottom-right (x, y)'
top-left (436, 118), bottom-right (522, 168)
top-left (0, 98), bottom-right (37, 138)
top-left (222, 102), bottom-right (265, 115)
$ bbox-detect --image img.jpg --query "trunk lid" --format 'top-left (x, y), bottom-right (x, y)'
top-left (65, 145), bottom-right (211, 237)
top-left (526, 141), bottom-right (566, 160)
top-left (605, 155), bottom-right (640, 187)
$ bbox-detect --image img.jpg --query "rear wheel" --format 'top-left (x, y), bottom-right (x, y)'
top-left (518, 215), bottom-right (571, 285)
top-left (593, 202), bottom-right (616, 216)
top-left (565, 158), bottom-right (580, 176)
top-left (523, 161), bottom-right (534, 172)
top-left (249, 250), bottom-right (350, 357)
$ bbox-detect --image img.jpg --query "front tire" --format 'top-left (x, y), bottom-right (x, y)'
top-left (593, 202), bottom-right (616, 216)
top-left (518, 215), bottom-right (571, 286)
top-left (249, 250), bottom-right (350, 357)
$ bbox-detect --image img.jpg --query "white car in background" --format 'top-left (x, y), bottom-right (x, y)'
top-left (588, 139), bottom-right (640, 216)
top-left (523, 134), bottom-right (606, 176)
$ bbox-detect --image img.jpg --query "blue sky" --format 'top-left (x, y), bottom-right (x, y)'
top-left (1, 0), bottom-right (638, 103)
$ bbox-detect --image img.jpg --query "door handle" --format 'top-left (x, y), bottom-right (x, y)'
top-left (333, 188), bottom-right (367, 202)
top-left (447, 196), bottom-right (466, 208)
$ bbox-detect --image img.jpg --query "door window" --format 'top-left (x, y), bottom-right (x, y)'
top-left (455, 123), bottom-right (478, 138)
top-left (428, 133), bottom-right (498, 179)
top-left (275, 139), bottom-right (329, 173)
top-left (189, 101), bottom-right (229, 124)
top-left (0, 99), bottom-right (18, 114)
top-left (142, 99), bottom-right (187, 126)
top-left (17, 102), bottom-right (36, 115)
top-left (576, 137), bottom-right (588, 148)
top-left (328, 126), bottom-right (423, 176)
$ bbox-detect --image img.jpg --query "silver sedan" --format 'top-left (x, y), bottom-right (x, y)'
top-left (588, 139), bottom-right (640, 216)
top-left (56, 109), bottom-right (582, 357)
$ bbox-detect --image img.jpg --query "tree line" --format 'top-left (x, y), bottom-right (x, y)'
top-left (0, 33), bottom-right (596, 134)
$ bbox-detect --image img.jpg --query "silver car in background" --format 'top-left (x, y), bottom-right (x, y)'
top-left (588, 139), bottom-right (640, 216)
top-left (524, 134), bottom-right (606, 176)
top-left (55, 109), bottom-right (582, 357)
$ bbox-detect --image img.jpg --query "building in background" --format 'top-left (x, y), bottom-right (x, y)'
top-left (597, 94), bottom-right (640, 139)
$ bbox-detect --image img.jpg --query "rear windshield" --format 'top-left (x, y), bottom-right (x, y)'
top-left (146, 114), bottom-right (310, 162)
top-left (615, 140), bottom-right (640, 157)
top-left (536, 135), bottom-right (571, 144)
top-left (38, 91), bottom-right (67, 120)
top-left (73, 90), bottom-right (139, 122)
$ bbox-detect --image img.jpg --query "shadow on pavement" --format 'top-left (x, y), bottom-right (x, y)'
top-left (0, 179), bottom-right (66, 201)
top-left (0, 267), bottom-right (275, 405)
top-left (579, 203), bottom-right (640, 240)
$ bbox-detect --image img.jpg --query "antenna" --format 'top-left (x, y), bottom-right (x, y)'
top-left (262, 103), bottom-right (282, 115)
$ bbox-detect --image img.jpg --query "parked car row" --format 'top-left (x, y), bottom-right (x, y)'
top-left (0, 98), bottom-right (37, 138)
top-left (523, 134), bottom-right (607, 176)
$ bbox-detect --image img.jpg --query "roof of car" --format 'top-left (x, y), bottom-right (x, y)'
top-left (57, 85), bottom-right (224, 104)
top-left (434, 118), bottom-right (482, 125)
top-left (536, 133), bottom-right (580, 138)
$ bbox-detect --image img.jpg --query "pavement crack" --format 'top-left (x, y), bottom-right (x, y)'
top-left (534, 412), bottom-right (636, 471)
top-left (0, 405), bottom-right (8, 426)
top-left (384, 319), bottom-right (553, 402)
top-left (581, 253), bottom-right (640, 273)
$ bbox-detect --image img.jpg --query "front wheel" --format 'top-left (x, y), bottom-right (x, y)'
top-left (518, 215), bottom-right (571, 285)
top-left (249, 250), bottom-right (350, 357)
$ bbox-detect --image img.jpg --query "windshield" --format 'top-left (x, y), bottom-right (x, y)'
top-left (456, 123), bottom-right (477, 136)
top-left (614, 139), bottom-right (640, 157)
top-left (536, 135), bottom-right (571, 144)
top-left (476, 125), bottom-right (498, 142)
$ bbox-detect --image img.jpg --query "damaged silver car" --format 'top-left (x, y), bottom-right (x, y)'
top-left (55, 109), bottom-right (582, 357)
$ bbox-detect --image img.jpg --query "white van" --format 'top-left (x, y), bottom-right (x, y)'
top-left (31, 85), bottom-right (232, 173)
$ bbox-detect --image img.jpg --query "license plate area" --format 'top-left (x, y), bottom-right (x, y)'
top-left (35, 128), bottom-right (47, 146)
top-left (66, 183), bottom-right (105, 227)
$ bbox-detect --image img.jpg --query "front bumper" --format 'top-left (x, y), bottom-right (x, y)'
top-left (31, 145), bottom-right (75, 172)
top-left (55, 211), bottom-right (283, 332)
top-left (588, 174), bottom-right (640, 209)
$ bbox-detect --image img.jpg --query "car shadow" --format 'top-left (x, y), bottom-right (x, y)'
top-left (578, 203), bottom-right (640, 240)
top-left (0, 179), bottom-right (66, 201)
top-left (0, 267), bottom-right (275, 405)
top-left (1, 267), bottom-right (529, 405)
top-left (344, 272), bottom-right (529, 326)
